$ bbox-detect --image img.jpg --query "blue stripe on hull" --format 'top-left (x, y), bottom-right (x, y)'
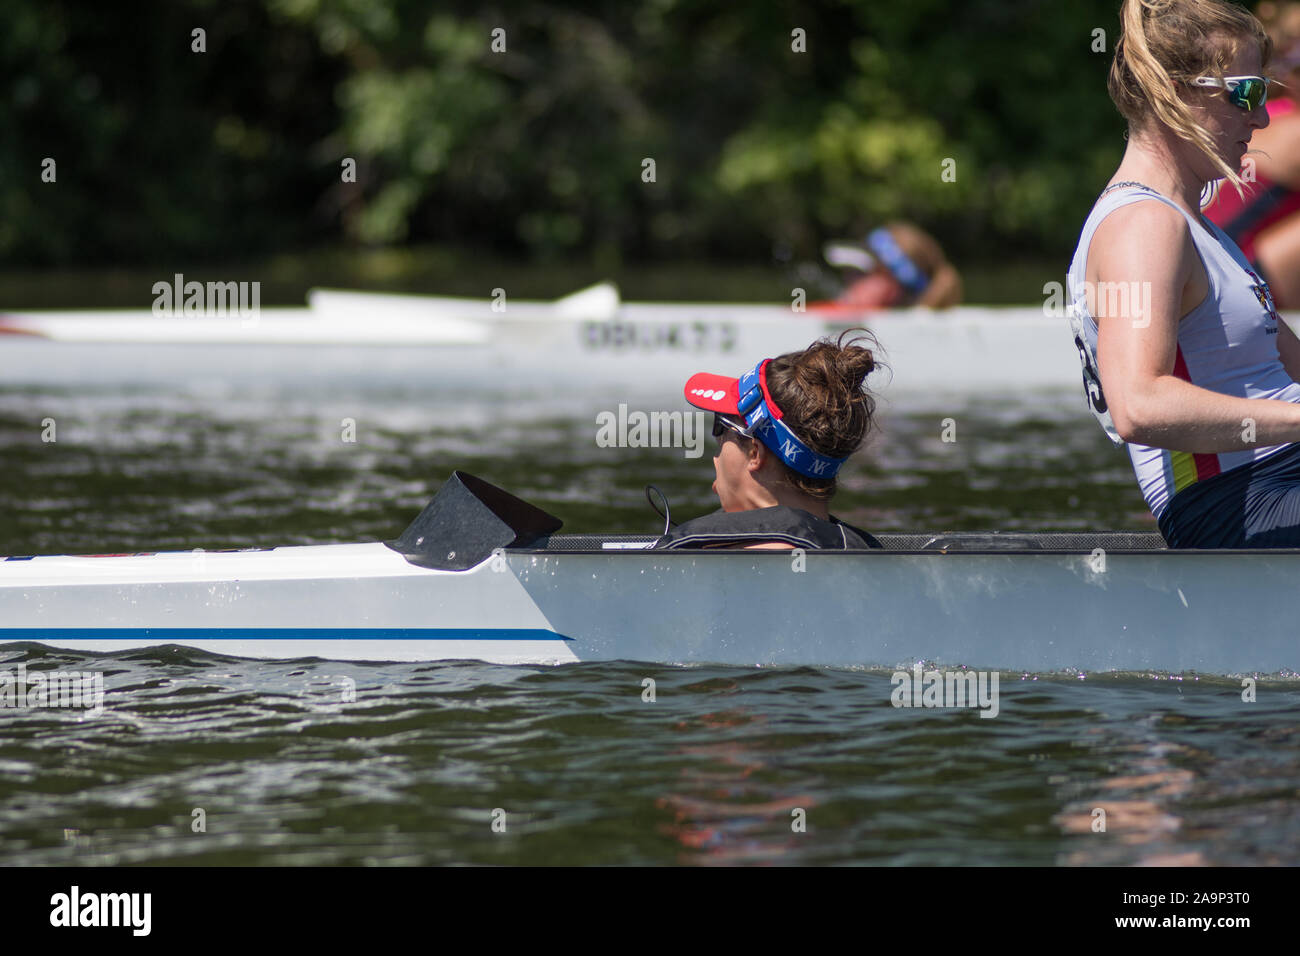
top-left (0, 628), bottom-right (569, 642)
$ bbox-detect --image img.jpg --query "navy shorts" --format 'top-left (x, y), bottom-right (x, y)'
top-left (1158, 443), bottom-right (1300, 548)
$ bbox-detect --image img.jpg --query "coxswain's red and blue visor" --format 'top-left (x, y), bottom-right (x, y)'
top-left (683, 358), bottom-right (848, 479)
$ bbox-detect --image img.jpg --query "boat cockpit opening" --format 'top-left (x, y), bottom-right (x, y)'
top-left (387, 471), bottom-right (1172, 567)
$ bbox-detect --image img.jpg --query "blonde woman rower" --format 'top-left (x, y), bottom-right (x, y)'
top-left (1068, 0), bottom-right (1300, 547)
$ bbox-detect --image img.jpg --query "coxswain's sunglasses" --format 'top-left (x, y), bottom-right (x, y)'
top-left (1192, 75), bottom-right (1270, 111)
top-left (712, 414), bottom-right (753, 440)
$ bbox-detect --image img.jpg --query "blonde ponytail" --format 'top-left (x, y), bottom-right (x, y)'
top-left (1108, 0), bottom-right (1272, 196)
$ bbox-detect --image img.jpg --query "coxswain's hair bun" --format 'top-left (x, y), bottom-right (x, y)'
top-left (762, 329), bottom-right (883, 499)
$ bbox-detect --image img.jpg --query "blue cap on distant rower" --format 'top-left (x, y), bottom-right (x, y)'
top-left (683, 359), bottom-right (849, 479)
top-left (866, 228), bottom-right (929, 296)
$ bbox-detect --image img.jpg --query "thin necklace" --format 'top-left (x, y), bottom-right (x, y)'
top-left (1102, 179), bottom-right (1211, 224)
top-left (1101, 180), bottom-right (1153, 195)
top-left (1102, 180), bottom-right (1261, 284)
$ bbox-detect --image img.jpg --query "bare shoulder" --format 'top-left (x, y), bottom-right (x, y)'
top-left (1088, 196), bottom-right (1194, 282)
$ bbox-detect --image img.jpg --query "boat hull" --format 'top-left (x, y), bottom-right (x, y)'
top-left (0, 298), bottom-right (1084, 394)
top-left (2, 540), bottom-right (1296, 674)
top-left (8, 287), bottom-right (1300, 396)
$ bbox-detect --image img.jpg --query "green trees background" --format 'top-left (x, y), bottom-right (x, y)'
top-left (1, 0), bottom-right (1176, 276)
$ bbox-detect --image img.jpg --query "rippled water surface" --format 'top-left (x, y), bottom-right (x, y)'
top-left (4, 649), bottom-right (1298, 866)
top-left (1, 370), bottom-right (1297, 865)
top-left (0, 379), bottom-right (1149, 555)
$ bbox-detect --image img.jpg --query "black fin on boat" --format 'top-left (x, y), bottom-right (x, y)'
top-left (388, 471), bottom-right (563, 571)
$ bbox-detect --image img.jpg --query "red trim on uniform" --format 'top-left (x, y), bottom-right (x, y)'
top-left (1171, 346), bottom-right (1222, 481)
top-left (1195, 453), bottom-right (1222, 481)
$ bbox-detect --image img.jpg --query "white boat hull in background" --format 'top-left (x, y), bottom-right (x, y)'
top-left (0, 285), bottom-right (1086, 395)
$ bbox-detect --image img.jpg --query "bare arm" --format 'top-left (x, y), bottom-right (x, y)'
top-left (1279, 317), bottom-right (1300, 381)
top-left (917, 264), bottom-right (962, 308)
top-left (1092, 201), bottom-right (1300, 452)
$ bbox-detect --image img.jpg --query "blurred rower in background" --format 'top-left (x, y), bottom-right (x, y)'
top-left (1205, 0), bottom-right (1300, 306)
top-left (823, 221), bottom-right (963, 309)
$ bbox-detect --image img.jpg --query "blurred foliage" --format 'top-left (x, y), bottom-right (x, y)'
top-left (1, 0), bottom-right (1185, 270)
top-left (0, 0), bottom-right (342, 265)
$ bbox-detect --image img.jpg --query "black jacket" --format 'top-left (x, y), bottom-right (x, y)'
top-left (652, 506), bottom-right (881, 550)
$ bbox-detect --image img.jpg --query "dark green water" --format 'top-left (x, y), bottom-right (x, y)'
top-left (4, 651), bottom-right (1296, 866)
top-left (0, 383), bottom-right (1149, 555)
top-left (1, 379), bottom-right (1297, 866)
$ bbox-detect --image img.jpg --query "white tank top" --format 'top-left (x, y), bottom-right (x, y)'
top-left (1066, 183), bottom-right (1300, 518)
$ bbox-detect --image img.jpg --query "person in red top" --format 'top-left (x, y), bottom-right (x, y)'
top-left (1206, 1), bottom-right (1300, 306)
top-left (826, 221), bottom-right (963, 310)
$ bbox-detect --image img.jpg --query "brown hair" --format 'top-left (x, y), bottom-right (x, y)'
top-left (1109, 0), bottom-right (1271, 194)
top-left (760, 329), bottom-right (880, 501)
top-left (885, 222), bottom-right (963, 308)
